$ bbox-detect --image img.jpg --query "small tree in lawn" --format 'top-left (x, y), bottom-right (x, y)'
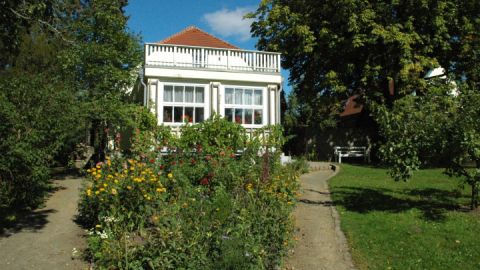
top-left (374, 81), bottom-right (480, 209)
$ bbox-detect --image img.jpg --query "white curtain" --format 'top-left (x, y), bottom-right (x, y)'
top-left (225, 88), bottom-right (234, 104)
top-left (235, 88), bottom-right (243, 105)
top-left (174, 86), bottom-right (183, 102)
top-left (195, 87), bottom-right (204, 103)
top-left (254, 89), bottom-right (262, 105)
top-left (185, 86), bottom-right (194, 103)
top-left (164, 85), bottom-right (173, 102)
top-left (244, 89), bottom-right (252, 105)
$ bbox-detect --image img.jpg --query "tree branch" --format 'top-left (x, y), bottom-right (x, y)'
top-left (9, 7), bottom-right (75, 44)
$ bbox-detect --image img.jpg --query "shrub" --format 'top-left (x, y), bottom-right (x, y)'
top-left (78, 117), bottom-right (301, 269)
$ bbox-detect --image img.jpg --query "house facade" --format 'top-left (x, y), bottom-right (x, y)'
top-left (141, 26), bottom-right (282, 134)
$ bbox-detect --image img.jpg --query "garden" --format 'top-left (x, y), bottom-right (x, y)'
top-left (78, 116), bottom-right (303, 269)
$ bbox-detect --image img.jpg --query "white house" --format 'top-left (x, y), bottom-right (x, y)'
top-left (140, 26), bottom-right (282, 134)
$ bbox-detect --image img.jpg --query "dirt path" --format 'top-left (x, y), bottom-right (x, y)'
top-left (0, 176), bottom-right (87, 270)
top-left (284, 165), bottom-right (356, 270)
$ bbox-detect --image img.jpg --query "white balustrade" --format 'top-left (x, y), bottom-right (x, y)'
top-left (145, 43), bottom-right (280, 73)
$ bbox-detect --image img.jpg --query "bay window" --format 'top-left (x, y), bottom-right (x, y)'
top-left (162, 84), bottom-right (205, 124)
top-left (224, 87), bottom-right (263, 125)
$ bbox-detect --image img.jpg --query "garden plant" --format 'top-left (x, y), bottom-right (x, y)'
top-left (78, 116), bottom-right (301, 269)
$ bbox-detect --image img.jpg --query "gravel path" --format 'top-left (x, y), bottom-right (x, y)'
top-left (0, 176), bottom-right (87, 270)
top-left (284, 165), bottom-right (356, 270)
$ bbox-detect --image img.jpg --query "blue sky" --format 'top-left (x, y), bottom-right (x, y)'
top-left (125, 0), bottom-right (291, 93)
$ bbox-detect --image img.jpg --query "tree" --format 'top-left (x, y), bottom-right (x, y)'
top-left (64, 0), bottom-right (142, 160)
top-left (374, 81), bottom-right (480, 209)
top-left (249, 0), bottom-right (479, 124)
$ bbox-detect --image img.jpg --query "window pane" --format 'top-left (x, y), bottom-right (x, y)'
top-left (245, 109), bottom-right (253, 124)
top-left (225, 88), bottom-right (234, 104)
top-left (195, 107), bottom-right (204, 123)
top-left (163, 106), bottom-right (173, 122)
top-left (254, 89), bottom-right (262, 105)
top-left (244, 89), bottom-right (253, 105)
top-left (195, 87), bottom-right (204, 103)
top-left (185, 86), bottom-right (194, 103)
top-left (174, 86), bottom-right (183, 102)
top-left (234, 88), bottom-right (243, 105)
top-left (235, 108), bottom-right (243, 124)
top-left (174, 107), bottom-right (183, 122)
top-left (164, 85), bottom-right (173, 102)
top-left (184, 107), bottom-right (193, 123)
top-left (225, 108), bottom-right (233, 122)
top-left (254, 109), bottom-right (263, 125)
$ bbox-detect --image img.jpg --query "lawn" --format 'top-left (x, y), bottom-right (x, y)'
top-left (329, 164), bottom-right (480, 270)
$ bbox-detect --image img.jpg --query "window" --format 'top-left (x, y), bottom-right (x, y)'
top-left (224, 87), bottom-right (263, 125)
top-left (162, 84), bottom-right (205, 124)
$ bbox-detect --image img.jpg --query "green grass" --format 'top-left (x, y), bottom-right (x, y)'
top-left (329, 164), bottom-right (480, 270)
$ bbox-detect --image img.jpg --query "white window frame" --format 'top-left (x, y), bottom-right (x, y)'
top-left (159, 82), bottom-right (209, 126)
top-left (220, 85), bottom-right (267, 128)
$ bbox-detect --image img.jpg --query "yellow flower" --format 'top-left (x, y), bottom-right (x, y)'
top-left (287, 201), bottom-right (293, 205)
top-left (86, 189), bottom-right (92, 196)
top-left (111, 188), bottom-right (118, 195)
top-left (103, 183), bottom-right (108, 187)
top-left (156, 187), bottom-right (166, 193)
top-left (86, 169), bottom-right (91, 173)
top-left (95, 190), bottom-right (100, 195)
top-left (95, 174), bottom-right (101, 179)
top-left (246, 183), bottom-right (253, 192)
top-left (167, 173), bottom-right (173, 179)
top-left (96, 165), bottom-right (101, 169)
top-left (127, 185), bottom-right (132, 190)
top-left (95, 224), bottom-right (102, 228)
top-left (100, 187), bottom-right (105, 192)
top-left (106, 160), bottom-right (111, 167)
top-left (114, 179), bottom-right (119, 184)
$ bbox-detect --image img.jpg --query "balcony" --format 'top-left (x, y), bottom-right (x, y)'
top-left (144, 43), bottom-right (281, 74)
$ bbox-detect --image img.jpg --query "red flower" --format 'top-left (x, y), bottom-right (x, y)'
top-left (200, 178), bottom-right (209, 186)
top-left (171, 161), bottom-right (176, 166)
top-left (149, 159), bottom-right (155, 164)
top-left (205, 155), bottom-right (212, 161)
top-left (191, 158), bottom-right (196, 164)
top-left (159, 165), bottom-right (165, 170)
top-left (230, 153), bottom-right (236, 158)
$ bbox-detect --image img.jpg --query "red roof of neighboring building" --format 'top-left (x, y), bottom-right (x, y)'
top-left (157, 26), bottom-right (239, 49)
top-left (340, 95), bottom-right (364, 117)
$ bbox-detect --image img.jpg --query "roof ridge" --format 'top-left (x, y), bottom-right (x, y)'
top-left (156, 26), bottom-right (239, 49)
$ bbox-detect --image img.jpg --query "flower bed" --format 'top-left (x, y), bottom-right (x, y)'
top-left (78, 117), bottom-right (301, 269)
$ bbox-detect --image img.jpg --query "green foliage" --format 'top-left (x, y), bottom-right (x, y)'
top-left (373, 82), bottom-right (480, 209)
top-left (78, 118), bottom-right (301, 269)
top-left (249, 0), bottom-right (480, 156)
top-left (63, 0), bottom-right (142, 161)
top-left (330, 164), bottom-right (480, 270)
top-left (0, 72), bottom-right (83, 210)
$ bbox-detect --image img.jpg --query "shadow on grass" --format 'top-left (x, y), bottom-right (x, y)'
top-left (331, 186), bottom-right (466, 221)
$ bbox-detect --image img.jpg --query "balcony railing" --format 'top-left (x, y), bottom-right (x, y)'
top-left (145, 43), bottom-right (281, 73)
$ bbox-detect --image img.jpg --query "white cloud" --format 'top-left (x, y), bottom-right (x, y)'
top-left (203, 6), bottom-right (255, 42)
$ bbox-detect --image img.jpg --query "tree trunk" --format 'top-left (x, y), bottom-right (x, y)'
top-left (471, 182), bottom-right (478, 210)
top-left (472, 161), bottom-right (480, 210)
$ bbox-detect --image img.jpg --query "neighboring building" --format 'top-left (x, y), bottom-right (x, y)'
top-left (139, 26), bottom-right (282, 134)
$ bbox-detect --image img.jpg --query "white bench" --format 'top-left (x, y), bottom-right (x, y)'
top-left (334, 146), bottom-right (369, 163)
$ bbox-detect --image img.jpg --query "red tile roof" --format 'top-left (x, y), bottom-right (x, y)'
top-left (340, 95), bottom-right (364, 117)
top-left (157, 26), bottom-right (239, 49)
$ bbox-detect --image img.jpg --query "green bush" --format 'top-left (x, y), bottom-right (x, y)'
top-left (0, 74), bottom-right (83, 213)
top-left (78, 117), bottom-right (301, 269)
